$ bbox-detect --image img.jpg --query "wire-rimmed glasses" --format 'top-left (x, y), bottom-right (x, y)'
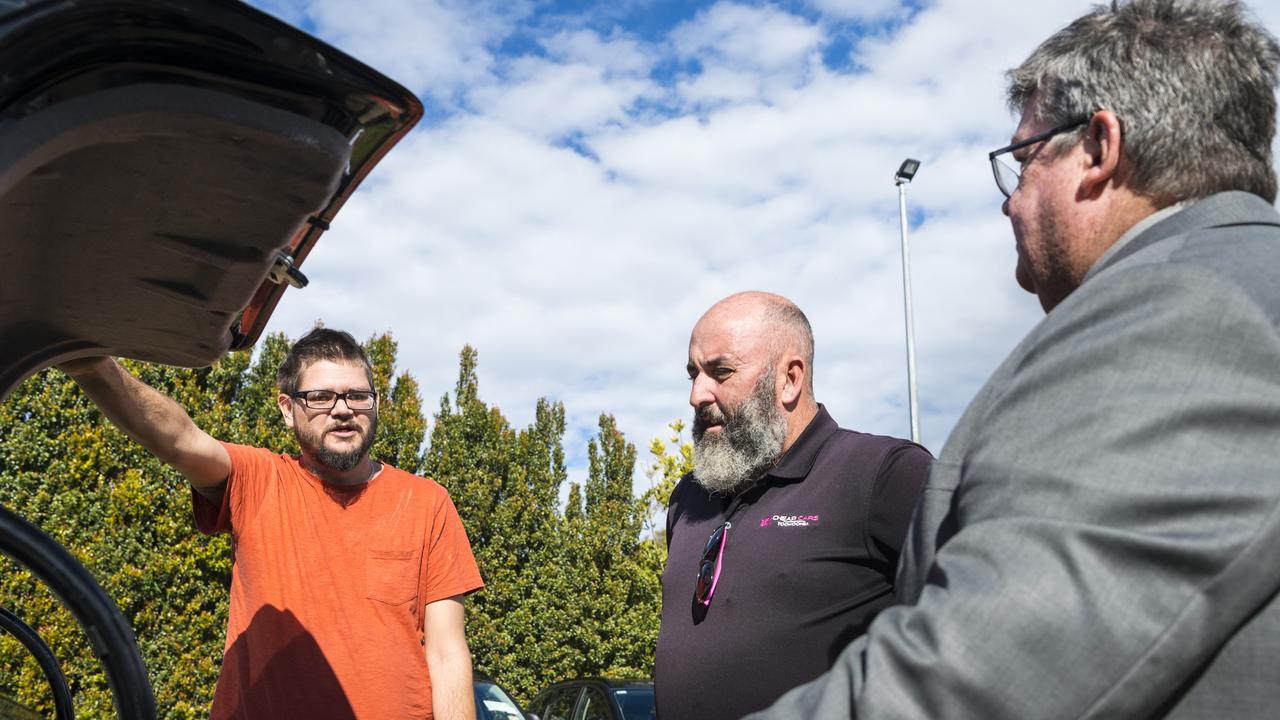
top-left (988, 118), bottom-right (1089, 199)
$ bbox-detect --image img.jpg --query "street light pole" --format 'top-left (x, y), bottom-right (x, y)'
top-left (894, 159), bottom-right (921, 444)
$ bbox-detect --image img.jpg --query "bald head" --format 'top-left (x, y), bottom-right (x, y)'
top-left (693, 291), bottom-right (815, 396)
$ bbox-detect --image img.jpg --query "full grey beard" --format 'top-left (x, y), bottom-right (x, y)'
top-left (692, 375), bottom-right (787, 495)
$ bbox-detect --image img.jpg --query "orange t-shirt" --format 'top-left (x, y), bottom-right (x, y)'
top-left (193, 442), bottom-right (483, 720)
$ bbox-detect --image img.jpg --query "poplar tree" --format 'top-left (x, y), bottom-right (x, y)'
top-left (425, 350), bottom-right (664, 703)
top-left (575, 415), bottom-right (662, 679)
top-left (425, 347), bottom-right (571, 701)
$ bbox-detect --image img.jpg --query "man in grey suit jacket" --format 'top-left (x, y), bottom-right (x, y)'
top-left (749, 1), bottom-right (1280, 718)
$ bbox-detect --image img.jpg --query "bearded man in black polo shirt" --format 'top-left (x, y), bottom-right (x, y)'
top-left (654, 291), bottom-right (930, 720)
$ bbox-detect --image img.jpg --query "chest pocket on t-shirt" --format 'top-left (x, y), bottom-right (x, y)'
top-left (366, 548), bottom-right (420, 606)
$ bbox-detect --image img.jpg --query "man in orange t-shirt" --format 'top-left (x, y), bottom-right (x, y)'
top-left (62, 328), bottom-right (483, 719)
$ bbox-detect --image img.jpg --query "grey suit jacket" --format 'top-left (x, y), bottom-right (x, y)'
top-left (748, 191), bottom-right (1280, 719)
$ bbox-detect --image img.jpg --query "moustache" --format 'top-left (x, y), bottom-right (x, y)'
top-left (693, 404), bottom-right (729, 438)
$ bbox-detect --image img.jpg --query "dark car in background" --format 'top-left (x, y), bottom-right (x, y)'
top-left (527, 678), bottom-right (654, 720)
top-left (475, 671), bottom-right (529, 720)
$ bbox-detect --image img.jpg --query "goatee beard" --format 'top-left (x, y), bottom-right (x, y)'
top-left (299, 416), bottom-right (378, 474)
top-left (315, 445), bottom-right (364, 472)
top-left (692, 373), bottom-right (786, 495)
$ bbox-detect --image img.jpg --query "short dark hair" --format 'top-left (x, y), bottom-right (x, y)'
top-left (1008, 0), bottom-right (1280, 205)
top-left (276, 327), bottom-right (374, 395)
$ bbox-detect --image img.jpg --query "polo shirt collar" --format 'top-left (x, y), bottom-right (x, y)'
top-left (763, 404), bottom-right (837, 481)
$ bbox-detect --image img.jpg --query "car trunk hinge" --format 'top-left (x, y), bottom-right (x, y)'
top-left (268, 251), bottom-right (309, 289)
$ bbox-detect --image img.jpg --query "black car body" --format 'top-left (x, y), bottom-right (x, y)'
top-left (528, 678), bottom-right (654, 720)
top-left (0, 0), bottom-right (422, 399)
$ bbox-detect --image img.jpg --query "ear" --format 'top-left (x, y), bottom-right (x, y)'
top-left (779, 357), bottom-right (806, 407)
top-left (1079, 109), bottom-right (1124, 198)
top-left (277, 393), bottom-right (296, 429)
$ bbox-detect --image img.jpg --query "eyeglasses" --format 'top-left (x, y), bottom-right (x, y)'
top-left (290, 389), bottom-right (377, 410)
top-left (988, 118), bottom-right (1088, 199)
top-left (694, 521), bottom-right (731, 607)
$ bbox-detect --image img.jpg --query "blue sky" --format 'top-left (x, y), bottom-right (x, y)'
top-left (248, 0), bottom-right (1280, 486)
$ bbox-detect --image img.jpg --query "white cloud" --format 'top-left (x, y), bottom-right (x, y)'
top-left (462, 30), bottom-right (660, 139)
top-left (268, 0), bottom-right (532, 103)
top-left (542, 29), bottom-right (652, 73)
top-left (673, 3), bottom-right (824, 69)
top-left (670, 3), bottom-right (826, 106)
top-left (256, 0), bottom-right (1280, 481)
top-left (468, 57), bottom-right (653, 137)
top-left (804, 0), bottom-right (904, 22)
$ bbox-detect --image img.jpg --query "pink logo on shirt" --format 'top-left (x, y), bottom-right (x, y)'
top-left (761, 514), bottom-right (820, 528)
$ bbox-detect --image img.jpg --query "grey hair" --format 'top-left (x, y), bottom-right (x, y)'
top-left (759, 296), bottom-right (815, 396)
top-left (1008, 0), bottom-right (1280, 205)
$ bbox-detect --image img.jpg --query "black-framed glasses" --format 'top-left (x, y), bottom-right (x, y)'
top-left (290, 389), bottom-right (377, 410)
top-left (694, 521), bottom-right (731, 607)
top-left (988, 118), bottom-right (1089, 199)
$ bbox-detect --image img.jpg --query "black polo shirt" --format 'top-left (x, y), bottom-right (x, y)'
top-left (654, 405), bottom-right (930, 720)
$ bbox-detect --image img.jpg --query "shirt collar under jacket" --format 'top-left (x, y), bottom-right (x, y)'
top-left (1082, 200), bottom-right (1191, 285)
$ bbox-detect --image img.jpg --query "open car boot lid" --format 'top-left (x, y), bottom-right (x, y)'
top-left (0, 0), bottom-right (423, 399)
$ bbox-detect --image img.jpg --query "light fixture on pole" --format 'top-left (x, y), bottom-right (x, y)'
top-left (894, 158), bottom-right (921, 444)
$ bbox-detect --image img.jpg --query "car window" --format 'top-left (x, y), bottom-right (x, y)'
top-left (574, 687), bottom-right (611, 720)
top-left (611, 688), bottom-right (655, 720)
top-left (542, 687), bottom-right (580, 720)
top-left (474, 681), bottom-right (524, 720)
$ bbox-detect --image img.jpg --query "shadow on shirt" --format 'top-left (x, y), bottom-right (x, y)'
top-left (213, 605), bottom-right (355, 720)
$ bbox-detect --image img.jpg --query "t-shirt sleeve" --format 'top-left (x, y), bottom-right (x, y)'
top-left (191, 441), bottom-right (272, 535)
top-left (421, 491), bottom-right (484, 605)
top-left (868, 441), bottom-right (932, 564)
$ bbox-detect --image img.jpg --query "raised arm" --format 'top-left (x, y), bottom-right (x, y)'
top-left (59, 357), bottom-right (231, 494)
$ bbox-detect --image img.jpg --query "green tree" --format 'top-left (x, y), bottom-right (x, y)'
top-left (365, 333), bottom-right (428, 473)
top-left (426, 350), bottom-right (665, 704)
top-left (425, 347), bottom-right (569, 702)
top-left (642, 420), bottom-right (694, 543)
top-left (574, 415), bottom-right (662, 678)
